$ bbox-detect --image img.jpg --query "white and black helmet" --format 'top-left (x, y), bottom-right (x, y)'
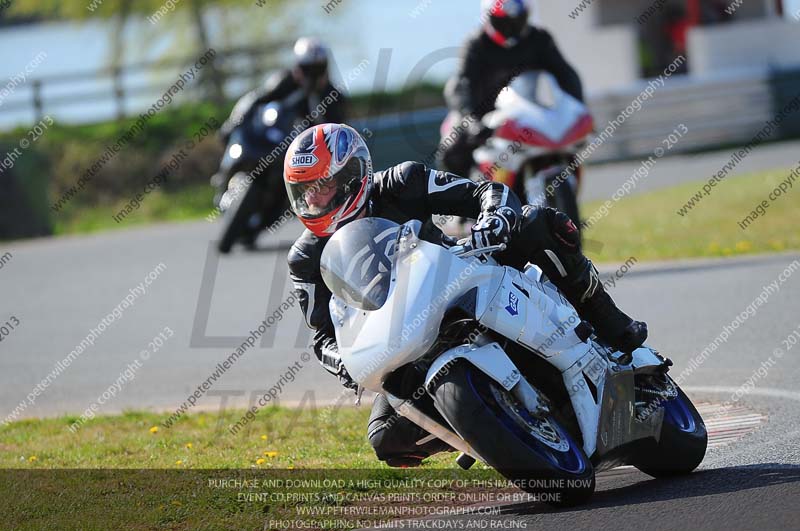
top-left (293, 37), bottom-right (330, 87)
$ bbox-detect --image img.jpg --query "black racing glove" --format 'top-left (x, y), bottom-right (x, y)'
top-left (471, 206), bottom-right (517, 253)
top-left (337, 364), bottom-right (359, 392)
top-left (316, 335), bottom-right (359, 392)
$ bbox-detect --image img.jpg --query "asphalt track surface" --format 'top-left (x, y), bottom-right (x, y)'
top-left (2, 140), bottom-right (798, 419)
top-left (1, 142), bottom-right (798, 530)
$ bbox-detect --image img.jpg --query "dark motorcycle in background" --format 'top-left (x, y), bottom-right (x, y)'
top-left (212, 90), bottom-right (305, 254)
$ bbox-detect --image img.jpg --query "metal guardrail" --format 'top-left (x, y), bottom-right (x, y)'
top-left (589, 71), bottom-right (776, 160)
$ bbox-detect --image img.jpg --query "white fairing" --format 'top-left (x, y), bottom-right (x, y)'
top-left (331, 240), bottom-right (504, 392)
top-left (478, 267), bottom-right (591, 366)
top-left (475, 265), bottom-right (614, 456)
top-left (492, 72), bottom-right (587, 140)
top-left (330, 221), bottom-right (665, 459)
top-left (474, 72), bottom-right (591, 172)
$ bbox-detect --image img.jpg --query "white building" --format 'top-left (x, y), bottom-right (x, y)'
top-left (535, 0), bottom-right (800, 93)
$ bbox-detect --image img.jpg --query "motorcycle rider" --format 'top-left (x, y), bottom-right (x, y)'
top-left (219, 37), bottom-right (347, 144)
top-left (440, 0), bottom-right (584, 178)
top-left (285, 123), bottom-right (646, 467)
top-left (212, 37), bottom-right (348, 248)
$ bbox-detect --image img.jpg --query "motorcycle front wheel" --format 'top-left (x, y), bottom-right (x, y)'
top-left (546, 174), bottom-right (581, 230)
top-left (520, 163), bottom-right (582, 238)
top-left (217, 175), bottom-right (262, 254)
top-left (431, 361), bottom-right (595, 507)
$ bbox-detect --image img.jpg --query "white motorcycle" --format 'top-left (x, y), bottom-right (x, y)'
top-left (321, 217), bottom-right (707, 506)
top-left (471, 71), bottom-right (593, 227)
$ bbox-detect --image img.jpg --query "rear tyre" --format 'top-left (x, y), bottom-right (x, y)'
top-left (546, 174), bottom-right (581, 231)
top-left (634, 384), bottom-right (707, 477)
top-left (431, 361), bottom-right (595, 507)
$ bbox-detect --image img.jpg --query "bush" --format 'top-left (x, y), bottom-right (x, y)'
top-left (38, 102), bottom-right (230, 209)
top-left (0, 82), bottom-right (445, 239)
top-left (0, 141), bottom-right (52, 239)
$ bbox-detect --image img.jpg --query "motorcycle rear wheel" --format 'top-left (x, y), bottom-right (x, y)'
top-left (431, 361), bottom-right (595, 507)
top-left (633, 384), bottom-right (707, 477)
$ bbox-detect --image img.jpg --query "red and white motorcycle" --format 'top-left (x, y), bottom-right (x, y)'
top-left (457, 71), bottom-right (593, 227)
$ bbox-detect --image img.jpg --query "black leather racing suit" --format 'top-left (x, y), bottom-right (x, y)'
top-left (441, 26), bottom-right (584, 176)
top-left (220, 69), bottom-right (347, 143)
top-left (287, 161), bottom-right (624, 465)
top-left (288, 162), bottom-right (522, 388)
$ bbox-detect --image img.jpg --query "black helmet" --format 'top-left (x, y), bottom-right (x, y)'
top-left (482, 0), bottom-right (530, 48)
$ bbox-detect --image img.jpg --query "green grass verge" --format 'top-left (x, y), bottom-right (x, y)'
top-left (582, 168), bottom-right (799, 262)
top-left (1, 407), bottom-right (502, 530)
top-left (0, 406), bottom-right (394, 469)
top-left (52, 184), bottom-right (215, 235)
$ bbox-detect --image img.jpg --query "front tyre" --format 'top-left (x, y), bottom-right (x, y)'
top-left (546, 173), bottom-right (581, 231)
top-left (217, 176), bottom-right (262, 254)
top-left (431, 361), bottom-right (595, 506)
top-left (634, 384), bottom-right (707, 477)
top-left (519, 162), bottom-right (582, 244)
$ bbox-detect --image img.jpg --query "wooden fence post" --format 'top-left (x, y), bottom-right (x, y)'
top-left (113, 66), bottom-right (125, 120)
top-left (32, 80), bottom-right (43, 122)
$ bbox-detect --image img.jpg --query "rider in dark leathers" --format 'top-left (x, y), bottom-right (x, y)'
top-left (440, 0), bottom-right (584, 177)
top-left (219, 37), bottom-right (347, 144)
top-left (283, 123), bottom-right (647, 467)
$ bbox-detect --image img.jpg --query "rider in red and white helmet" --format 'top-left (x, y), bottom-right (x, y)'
top-left (284, 123), bottom-right (372, 238)
top-left (285, 123), bottom-right (647, 469)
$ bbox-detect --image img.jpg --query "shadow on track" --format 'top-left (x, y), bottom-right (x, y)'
top-left (495, 464), bottom-right (800, 516)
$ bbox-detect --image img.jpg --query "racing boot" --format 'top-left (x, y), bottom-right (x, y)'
top-left (569, 265), bottom-right (649, 353)
top-left (515, 207), bottom-right (648, 353)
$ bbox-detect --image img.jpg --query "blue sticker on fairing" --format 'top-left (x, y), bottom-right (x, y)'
top-left (505, 292), bottom-right (519, 316)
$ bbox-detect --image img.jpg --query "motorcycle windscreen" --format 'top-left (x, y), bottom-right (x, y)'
top-left (505, 71), bottom-right (554, 108)
top-left (320, 217), bottom-right (400, 311)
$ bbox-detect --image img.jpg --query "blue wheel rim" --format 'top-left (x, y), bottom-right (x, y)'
top-left (663, 392), bottom-right (697, 433)
top-left (467, 369), bottom-right (588, 475)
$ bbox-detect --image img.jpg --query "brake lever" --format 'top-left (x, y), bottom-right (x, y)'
top-left (456, 243), bottom-right (507, 259)
top-left (354, 385), bottom-right (364, 406)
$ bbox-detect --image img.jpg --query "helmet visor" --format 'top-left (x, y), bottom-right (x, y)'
top-left (298, 62), bottom-right (328, 84)
top-left (286, 157), bottom-right (365, 220)
top-left (490, 13), bottom-right (527, 41)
